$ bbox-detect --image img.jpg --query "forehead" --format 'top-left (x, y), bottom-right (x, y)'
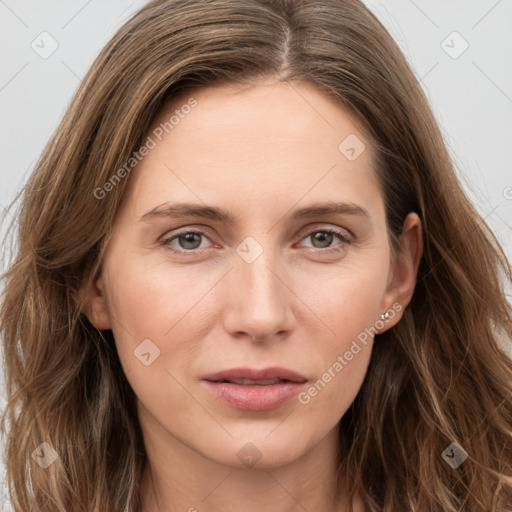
top-left (121, 80), bottom-right (382, 222)
top-left (153, 79), bottom-right (370, 152)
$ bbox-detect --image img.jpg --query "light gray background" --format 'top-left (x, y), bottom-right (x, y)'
top-left (1, 1), bottom-right (511, 507)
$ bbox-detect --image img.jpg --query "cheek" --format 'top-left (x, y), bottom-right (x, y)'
top-left (106, 250), bottom-right (214, 337)
top-left (298, 346), bottom-right (372, 421)
top-left (311, 259), bottom-right (390, 342)
top-left (103, 250), bottom-right (227, 403)
top-left (297, 276), bottom-right (379, 419)
top-left (102, 255), bottom-right (188, 376)
top-left (296, 262), bottom-right (388, 415)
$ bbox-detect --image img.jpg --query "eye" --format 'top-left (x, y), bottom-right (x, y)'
top-left (160, 230), bottom-right (212, 255)
top-left (296, 228), bottom-right (351, 254)
top-left (159, 226), bottom-right (351, 256)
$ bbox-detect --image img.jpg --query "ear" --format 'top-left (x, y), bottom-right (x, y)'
top-left (377, 212), bottom-right (423, 333)
top-left (76, 266), bottom-right (112, 331)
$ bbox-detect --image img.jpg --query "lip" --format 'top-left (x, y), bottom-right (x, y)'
top-left (202, 366), bottom-right (307, 411)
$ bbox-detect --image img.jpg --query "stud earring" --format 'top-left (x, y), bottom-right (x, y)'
top-left (380, 311), bottom-right (391, 321)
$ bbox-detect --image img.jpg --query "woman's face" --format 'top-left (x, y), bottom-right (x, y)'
top-left (85, 79), bottom-right (421, 470)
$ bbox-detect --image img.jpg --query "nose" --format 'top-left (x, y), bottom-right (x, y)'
top-left (221, 240), bottom-right (295, 343)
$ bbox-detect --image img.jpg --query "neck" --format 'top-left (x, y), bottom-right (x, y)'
top-left (139, 422), bottom-right (362, 512)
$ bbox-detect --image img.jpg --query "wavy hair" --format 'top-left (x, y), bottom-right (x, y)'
top-left (1, 0), bottom-right (512, 510)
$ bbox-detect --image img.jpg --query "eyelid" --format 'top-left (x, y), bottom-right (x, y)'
top-left (295, 223), bottom-right (352, 241)
top-left (162, 222), bottom-right (352, 240)
top-left (159, 223), bottom-right (352, 255)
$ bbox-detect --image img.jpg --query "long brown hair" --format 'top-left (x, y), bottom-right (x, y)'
top-left (1, 0), bottom-right (511, 510)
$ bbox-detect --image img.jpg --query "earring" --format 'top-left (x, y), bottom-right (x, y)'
top-left (380, 312), bottom-right (390, 321)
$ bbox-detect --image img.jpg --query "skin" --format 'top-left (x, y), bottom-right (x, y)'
top-left (83, 78), bottom-right (423, 512)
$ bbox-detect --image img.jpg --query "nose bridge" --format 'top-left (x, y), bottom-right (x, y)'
top-left (239, 235), bottom-right (284, 310)
top-left (243, 246), bottom-right (280, 305)
top-left (223, 234), bottom-right (292, 339)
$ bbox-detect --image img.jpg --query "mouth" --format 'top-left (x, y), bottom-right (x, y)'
top-left (203, 366), bottom-right (307, 384)
top-left (202, 367), bottom-right (307, 411)
top-left (211, 378), bottom-right (294, 385)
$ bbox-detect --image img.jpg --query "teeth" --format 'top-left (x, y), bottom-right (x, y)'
top-left (224, 378), bottom-right (283, 385)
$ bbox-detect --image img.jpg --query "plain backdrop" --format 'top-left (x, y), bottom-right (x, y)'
top-left (1, 1), bottom-right (511, 507)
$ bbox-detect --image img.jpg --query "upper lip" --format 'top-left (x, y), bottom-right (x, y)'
top-left (202, 366), bottom-right (307, 384)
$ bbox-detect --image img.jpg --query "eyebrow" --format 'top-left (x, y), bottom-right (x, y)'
top-left (140, 201), bottom-right (370, 224)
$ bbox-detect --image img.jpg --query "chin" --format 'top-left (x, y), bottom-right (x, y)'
top-left (201, 431), bottom-right (314, 470)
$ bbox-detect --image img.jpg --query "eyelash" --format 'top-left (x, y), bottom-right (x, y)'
top-left (159, 227), bottom-right (351, 257)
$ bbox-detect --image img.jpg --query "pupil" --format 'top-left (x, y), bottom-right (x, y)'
top-left (180, 233), bottom-right (200, 249)
top-left (313, 232), bottom-right (332, 248)
top-left (177, 232), bottom-right (333, 250)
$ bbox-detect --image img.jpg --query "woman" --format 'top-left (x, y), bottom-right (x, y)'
top-left (1, 0), bottom-right (511, 510)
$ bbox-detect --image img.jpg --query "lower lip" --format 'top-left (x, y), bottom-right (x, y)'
top-left (202, 380), bottom-right (306, 411)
